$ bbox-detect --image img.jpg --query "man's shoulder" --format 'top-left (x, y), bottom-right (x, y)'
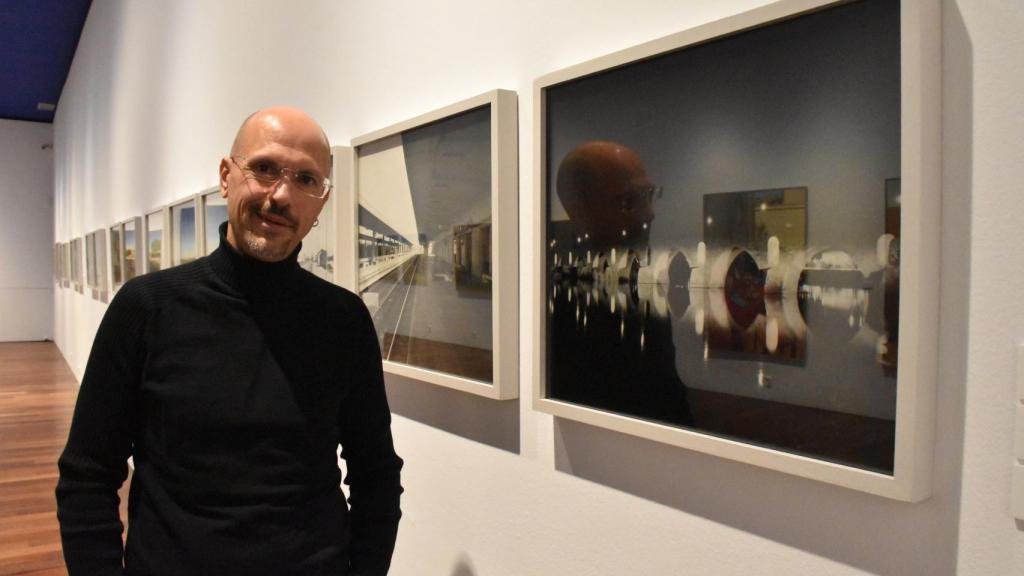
top-left (297, 268), bottom-right (355, 299)
top-left (116, 259), bottom-right (208, 304)
top-left (296, 270), bottom-right (372, 319)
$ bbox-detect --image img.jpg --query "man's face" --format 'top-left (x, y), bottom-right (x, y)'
top-left (219, 109), bottom-right (331, 262)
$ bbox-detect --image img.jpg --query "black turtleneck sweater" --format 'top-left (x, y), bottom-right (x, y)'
top-left (56, 226), bottom-right (403, 576)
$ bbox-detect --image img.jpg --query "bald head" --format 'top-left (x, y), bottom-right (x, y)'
top-left (230, 106), bottom-right (331, 175)
top-left (219, 106), bottom-right (333, 262)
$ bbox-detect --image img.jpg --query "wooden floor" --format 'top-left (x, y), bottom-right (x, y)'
top-left (0, 341), bottom-right (126, 576)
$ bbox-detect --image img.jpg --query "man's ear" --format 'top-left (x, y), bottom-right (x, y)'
top-left (219, 158), bottom-right (231, 198)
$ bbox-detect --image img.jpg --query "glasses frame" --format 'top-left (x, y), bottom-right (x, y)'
top-left (231, 156), bottom-right (332, 200)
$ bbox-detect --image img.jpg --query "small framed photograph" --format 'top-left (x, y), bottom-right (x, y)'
top-left (121, 217), bottom-right (143, 282)
top-left (54, 243), bottom-right (62, 285)
top-left (70, 237), bottom-right (84, 293)
top-left (534, 0), bottom-right (940, 500)
top-left (297, 151), bottom-right (341, 283)
top-left (145, 208), bottom-right (167, 273)
top-left (169, 196), bottom-right (200, 267)
top-left (200, 187), bottom-right (227, 256)
top-left (344, 90), bottom-right (519, 399)
top-left (109, 224), bottom-right (123, 291)
top-left (85, 229), bottom-right (109, 303)
top-left (61, 242), bottom-right (71, 288)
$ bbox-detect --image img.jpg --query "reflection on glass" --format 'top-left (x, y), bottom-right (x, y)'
top-left (147, 212), bottom-right (163, 272)
top-left (110, 225), bottom-right (123, 288)
top-left (357, 105), bottom-right (493, 382)
top-left (203, 193), bottom-right (228, 255)
top-left (881, 178), bottom-right (900, 374)
top-left (700, 188), bottom-right (807, 363)
top-left (544, 0), bottom-right (900, 473)
top-left (124, 220), bottom-right (138, 280)
top-left (172, 201), bottom-right (197, 266)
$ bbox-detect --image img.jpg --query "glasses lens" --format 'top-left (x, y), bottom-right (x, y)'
top-left (243, 160), bottom-right (280, 184)
top-left (238, 158), bottom-right (328, 198)
top-left (291, 171), bottom-right (324, 197)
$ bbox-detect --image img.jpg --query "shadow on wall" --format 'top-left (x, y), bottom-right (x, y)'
top-left (551, 2), bottom-right (975, 574)
top-left (936, 0), bottom-right (974, 554)
top-left (450, 554), bottom-right (476, 576)
top-left (384, 373), bottom-right (520, 454)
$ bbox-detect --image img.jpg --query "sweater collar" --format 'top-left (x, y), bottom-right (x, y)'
top-left (207, 222), bottom-right (303, 295)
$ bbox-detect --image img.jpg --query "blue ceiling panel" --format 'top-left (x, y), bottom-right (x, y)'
top-left (0, 0), bottom-right (92, 123)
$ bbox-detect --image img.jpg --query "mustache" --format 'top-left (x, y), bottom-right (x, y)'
top-left (252, 200), bottom-right (298, 227)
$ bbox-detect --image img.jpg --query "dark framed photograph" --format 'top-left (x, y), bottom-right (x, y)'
top-left (534, 0), bottom-right (940, 500)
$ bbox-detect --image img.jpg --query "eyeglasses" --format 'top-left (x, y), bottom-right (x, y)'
top-left (620, 184), bottom-right (662, 212)
top-left (231, 156), bottom-right (332, 199)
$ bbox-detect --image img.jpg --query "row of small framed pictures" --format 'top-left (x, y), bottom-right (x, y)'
top-left (55, 189), bottom-right (227, 300)
top-left (55, 0), bottom-right (940, 501)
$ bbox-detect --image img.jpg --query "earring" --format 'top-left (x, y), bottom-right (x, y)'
top-left (313, 219), bottom-right (319, 228)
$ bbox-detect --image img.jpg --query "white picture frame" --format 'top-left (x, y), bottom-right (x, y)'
top-left (86, 229), bottom-right (109, 303)
top-left (168, 194), bottom-right (201, 267)
top-left (70, 236), bottom-right (84, 293)
top-left (198, 186), bottom-right (227, 256)
top-left (297, 156), bottom-right (338, 283)
top-left (120, 216), bottom-right (143, 282)
top-left (343, 89), bottom-right (519, 400)
top-left (109, 223), bottom-right (123, 292)
top-left (144, 207), bottom-right (169, 274)
top-left (533, 0), bottom-right (940, 501)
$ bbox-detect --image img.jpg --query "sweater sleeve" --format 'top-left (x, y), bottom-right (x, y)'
top-left (338, 300), bottom-right (404, 576)
top-left (56, 282), bottom-right (148, 575)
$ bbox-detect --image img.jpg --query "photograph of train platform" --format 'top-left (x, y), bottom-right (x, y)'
top-left (356, 104), bottom-right (494, 383)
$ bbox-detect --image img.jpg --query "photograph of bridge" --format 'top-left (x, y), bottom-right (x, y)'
top-left (543, 0), bottom-right (902, 472)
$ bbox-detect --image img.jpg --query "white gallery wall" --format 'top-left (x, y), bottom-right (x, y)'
top-left (51, 1), bottom-right (1024, 574)
top-left (0, 119), bottom-right (53, 342)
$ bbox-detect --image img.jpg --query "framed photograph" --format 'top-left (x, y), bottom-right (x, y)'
top-left (85, 229), bottom-right (109, 303)
top-left (200, 187), bottom-right (228, 256)
top-left (54, 243), bottom-right (61, 285)
top-left (534, 0), bottom-right (940, 500)
top-left (109, 224), bottom-right (123, 291)
top-left (85, 232), bottom-right (95, 291)
top-left (169, 195), bottom-right (200, 267)
top-left (297, 150), bottom-right (342, 283)
top-left (61, 242), bottom-right (71, 288)
top-left (145, 208), bottom-right (167, 273)
top-left (70, 237), bottom-right (83, 293)
top-left (344, 90), bottom-right (518, 399)
top-left (121, 217), bottom-right (143, 282)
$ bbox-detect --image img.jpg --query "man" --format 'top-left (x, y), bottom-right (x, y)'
top-left (56, 107), bottom-right (403, 575)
